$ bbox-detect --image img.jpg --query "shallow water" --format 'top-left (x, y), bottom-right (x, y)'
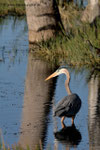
top-left (0, 16), bottom-right (100, 150)
top-left (0, 16), bottom-right (28, 145)
top-left (44, 70), bottom-right (89, 150)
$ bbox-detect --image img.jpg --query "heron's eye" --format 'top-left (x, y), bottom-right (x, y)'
top-left (56, 69), bottom-right (59, 73)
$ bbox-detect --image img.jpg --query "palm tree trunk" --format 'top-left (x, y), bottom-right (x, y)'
top-left (81, 0), bottom-right (100, 23)
top-left (25, 0), bottom-right (62, 43)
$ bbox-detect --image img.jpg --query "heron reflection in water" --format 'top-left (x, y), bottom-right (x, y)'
top-left (54, 124), bottom-right (82, 147)
top-left (45, 68), bottom-right (81, 127)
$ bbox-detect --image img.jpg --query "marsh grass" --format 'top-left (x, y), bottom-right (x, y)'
top-left (0, 130), bottom-right (43, 150)
top-left (32, 18), bottom-right (100, 69)
top-left (0, 0), bottom-right (25, 16)
top-left (0, 142), bottom-right (42, 150)
top-left (30, 3), bottom-right (100, 69)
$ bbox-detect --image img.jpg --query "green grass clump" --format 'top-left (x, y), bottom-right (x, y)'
top-left (30, 3), bottom-right (100, 70)
top-left (31, 19), bottom-right (100, 70)
top-left (0, 0), bottom-right (25, 16)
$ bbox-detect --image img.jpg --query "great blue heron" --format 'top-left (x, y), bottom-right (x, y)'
top-left (45, 68), bottom-right (81, 127)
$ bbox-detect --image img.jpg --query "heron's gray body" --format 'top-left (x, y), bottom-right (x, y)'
top-left (54, 94), bottom-right (81, 118)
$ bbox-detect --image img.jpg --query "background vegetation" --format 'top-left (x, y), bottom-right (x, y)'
top-left (0, 0), bottom-right (25, 16)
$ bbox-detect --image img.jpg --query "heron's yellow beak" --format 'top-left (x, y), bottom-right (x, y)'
top-left (45, 72), bottom-right (57, 81)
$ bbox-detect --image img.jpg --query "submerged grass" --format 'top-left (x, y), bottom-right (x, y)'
top-left (0, 0), bottom-right (25, 16)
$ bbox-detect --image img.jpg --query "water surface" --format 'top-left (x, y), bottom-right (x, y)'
top-left (0, 16), bottom-right (28, 145)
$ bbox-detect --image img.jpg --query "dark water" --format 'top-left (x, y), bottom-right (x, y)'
top-left (0, 16), bottom-right (100, 150)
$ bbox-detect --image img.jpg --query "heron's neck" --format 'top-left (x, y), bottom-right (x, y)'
top-left (64, 70), bottom-right (72, 95)
top-left (65, 80), bottom-right (71, 95)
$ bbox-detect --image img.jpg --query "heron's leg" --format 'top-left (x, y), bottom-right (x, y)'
top-left (72, 116), bottom-right (75, 125)
top-left (61, 116), bottom-right (65, 128)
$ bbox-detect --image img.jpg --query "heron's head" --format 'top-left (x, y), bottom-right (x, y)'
top-left (45, 68), bottom-right (69, 81)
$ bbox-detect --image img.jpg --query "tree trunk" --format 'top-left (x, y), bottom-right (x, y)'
top-left (81, 0), bottom-right (100, 23)
top-left (25, 0), bottom-right (62, 43)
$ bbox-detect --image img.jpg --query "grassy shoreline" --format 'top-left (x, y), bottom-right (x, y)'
top-left (30, 5), bottom-right (100, 71)
top-left (0, 0), bottom-right (25, 16)
top-left (0, 2), bottom-right (100, 71)
top-left (31, 32), bottom-right (100, 70)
